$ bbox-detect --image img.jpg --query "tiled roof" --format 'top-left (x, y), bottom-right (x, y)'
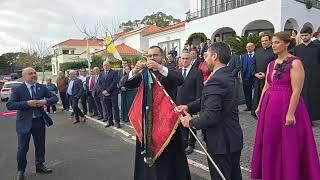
top-left (144, 21), bottom-right (186, 36)
top-left (116, 25), bottom-right (163, 37)
top-left (53, 39), bottom-right (104, 47)
top-left (93, 43), bottom-right (141, 55)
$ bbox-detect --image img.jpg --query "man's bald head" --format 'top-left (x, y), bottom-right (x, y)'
top-left (246, 42), bottom-right (255, 53)
top-left (22, 67), bottom-right (37, 84)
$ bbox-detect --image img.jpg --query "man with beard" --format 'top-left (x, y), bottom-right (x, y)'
top-left (177, 42), bottom-right (243, 180)
top-left (252, 34), bottom-right (276, 117)
top-left (125, 46), bottom-right (191, 180)
top-left (294, 26), bottom-right (320, 123)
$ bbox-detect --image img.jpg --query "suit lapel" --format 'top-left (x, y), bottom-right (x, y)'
top-left (22, 83), bottom-right (32, 99)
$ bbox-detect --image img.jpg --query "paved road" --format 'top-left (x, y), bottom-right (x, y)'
top-left (1, 101), bottom-right (319, 180)
top-left (0, 102), bottom-right (208, 180)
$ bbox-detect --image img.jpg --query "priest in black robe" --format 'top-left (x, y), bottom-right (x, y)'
top-left (252, 34), bottom-right (276, 117)
top-left (125, 46), bottom-right (191, 180)
top-left (294, 27), bottom-right (320, 122)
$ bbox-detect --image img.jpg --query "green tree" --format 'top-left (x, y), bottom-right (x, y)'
top-left (187, 32), bottom-right (208, 45)
top-left (224, 33), bottom-right (261, 55)
top-left (141, 12), bottom-right (181, 27)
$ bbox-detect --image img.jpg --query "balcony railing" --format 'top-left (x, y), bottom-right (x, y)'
top-left (295, 0), bottom-right (320, 9)
top-left (186, 0), bottom-right (264, 21)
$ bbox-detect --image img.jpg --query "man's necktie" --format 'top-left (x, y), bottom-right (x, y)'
top-left (31, 85), bottom-right (41, 118)
top-left (183, 68), bottom-right (187, 79)
top-left (89, 76), bottom-right (94, 91)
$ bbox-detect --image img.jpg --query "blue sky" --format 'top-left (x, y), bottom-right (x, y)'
top-left (0, 0), bottom-right (188, 54)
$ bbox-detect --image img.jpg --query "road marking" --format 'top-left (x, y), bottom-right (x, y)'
top-left (187, 159), bottom-right (209, 171)
top-left (85, 114), bottom-right (252, 173)
top-left (193, 149), bottom-right (206, 155)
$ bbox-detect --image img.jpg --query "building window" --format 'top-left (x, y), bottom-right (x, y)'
top-left (70, 50), bottom-right (75, 54)
top-left (62, 50), bottom-right (69, 54)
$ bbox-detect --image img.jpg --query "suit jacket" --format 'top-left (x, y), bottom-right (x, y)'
top-left (176, 66), bottom-right (203, 106)
top-left (92, 74), bottom-right (101, 97)
top-left (124, 69), bottom-right (183, 102)
top-left (241, 53), bottom-right (254, 81)
top-left (165, 61), bottom-right (177, 70)
top-left (228, 55), bottom-right (241, 78)
top-left (252, 46), bottom-right (275, 75)
top-left (69, 78), bottom-right (84, 99)
top-left (192, 58), bottom-right (201, 68)
top-left (97, 69), bottom-right (119, 96)
top-left (188, 67), bottom-right (243, 154)
top-left (7, 83), bottom-right (58, 134)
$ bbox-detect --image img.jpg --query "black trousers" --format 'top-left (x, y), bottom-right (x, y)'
top-left (87, 92), bottom-right (97, 115)
top-left (101, 95), bottom-right (120, 124)
top-left (242, 79), bottom-right (254, 109)
top-left (69, 95), bottom-right (84, 121)
top-left (45, 105), bottom-right (56, 113)
top-left (208, 150), bottom-right (242, 180)
top-left (59, 92), bottom-right (69, 110)
top-left (181, 126), bottom-right (197, 148)
top-left (94, 94), bottom-right (103, 118)
top-left (17, 118), bottom-right (46, 172)
top-left (80, 92), bottom-right (88, 114)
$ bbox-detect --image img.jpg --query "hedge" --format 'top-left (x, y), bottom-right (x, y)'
top-left (59, 61), bottom-right (88, 72)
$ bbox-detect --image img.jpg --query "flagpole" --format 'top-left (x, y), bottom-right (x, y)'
top-left (188, 128), bottom-right (226, 180)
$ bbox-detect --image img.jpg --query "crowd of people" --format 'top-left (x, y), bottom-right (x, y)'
top-left (7, 27), bottom-right (320, 180)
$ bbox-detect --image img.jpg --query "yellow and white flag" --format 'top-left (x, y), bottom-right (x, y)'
top-left (105, 36), bottom-right (122, 60)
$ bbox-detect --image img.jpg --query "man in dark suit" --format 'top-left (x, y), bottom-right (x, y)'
top-left (190, 48), bottom-right (201, 68)
top-left (165, 53), bottom-right (177, 70)
top-left (125, 46), bottom-right (190, 180)
top-left (97, 61), bottom-right (121, 128)
top-left (6, 67), bottom-right (58, 180)
top-left (92, 67), bottom-right (103, 120)
top-left (86, 69), bottom-right (98, 117)
top-left (67, 70), bottom-right (86, 124)
top-left (252, 35), bottom-right (275, 117)
top-left (176, 52), bottom-right (203, 155)
top-left (228, 54), bottom-right (242, 102)
top-left (241, 42), bottom-right (255, 111)
top-left (178, 42), bottom-right (243, 180)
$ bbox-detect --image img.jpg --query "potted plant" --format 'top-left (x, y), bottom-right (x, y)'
top-left (305, 0), bottom-right (313, 9)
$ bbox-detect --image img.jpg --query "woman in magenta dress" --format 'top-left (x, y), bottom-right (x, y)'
top-left (251, 32), bottom-right (320, 180)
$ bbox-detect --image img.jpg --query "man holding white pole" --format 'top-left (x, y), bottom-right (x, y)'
top-left (176, 42), bottom-right (243, 180)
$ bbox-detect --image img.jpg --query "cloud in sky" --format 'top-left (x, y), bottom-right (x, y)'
top-left (0, 0), bottom-right (188, 55)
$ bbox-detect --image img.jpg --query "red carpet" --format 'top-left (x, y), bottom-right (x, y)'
top-left (0, 111), bottom-right (17, 117)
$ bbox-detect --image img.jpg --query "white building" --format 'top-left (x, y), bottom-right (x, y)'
top-left (115, 25), bottom-right (162, 53)
top-left (51, 39), bottom-right (104, 75)
top-left (186, 0), bottom-right (320, 42)
top-left (144, 22), bottom-right (186, 56)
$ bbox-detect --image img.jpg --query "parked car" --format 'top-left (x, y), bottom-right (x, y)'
top-left (0, 81), bottom-right (23, 101)
top-left (3, 76), bottom-right (11, 82)
top-left (0, 80), bottom-right (4, 90)
top-left (10, 73), bottom-right (19, 80)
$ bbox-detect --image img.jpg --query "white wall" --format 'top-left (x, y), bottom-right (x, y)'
top-left (122, 33), bottom-right (142, 52)
top-left (147, 27), bottom-right (186, 55)
top-left (281, 0), bottom-right (320, 32)
top-left (186, 0), bottom-right (282, 38)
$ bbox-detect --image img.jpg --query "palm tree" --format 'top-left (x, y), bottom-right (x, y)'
top-left (224, 33), bottom-right (261, 55)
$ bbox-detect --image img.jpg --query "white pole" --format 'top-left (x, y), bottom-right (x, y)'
top-left (189, 128), bottom-right (226, 180)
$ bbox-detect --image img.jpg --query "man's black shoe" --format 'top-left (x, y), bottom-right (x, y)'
top-left (105, 122), bottom-right (114, 128)
top-left (16, 171), bottom-right (25, 180)
top-left (97, 116), bottom-right (103, 120)
top-left (36, 165), bottom-right (53, 174)
top-left (115, 122), bottom-right (121, 129)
